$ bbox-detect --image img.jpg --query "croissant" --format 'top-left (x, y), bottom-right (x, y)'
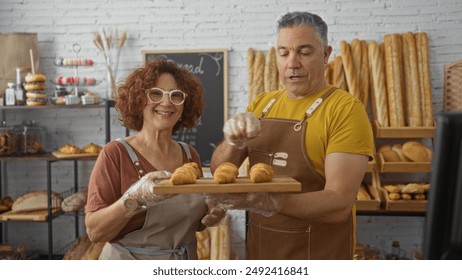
top-left (170, 166), bottom-right (197, 185)
top-left (213, 162), bottom-right (239, 184)
top-left (249, 163), bottom-right (273, 183)
top-left (182, 162), bottom-right (201, 178)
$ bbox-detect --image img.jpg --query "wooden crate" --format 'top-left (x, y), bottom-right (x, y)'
top-left (376, 153), bottom-right (432, 173)
top-left (356, 170), bottom-right (381, 211)
top-left (371, 121), bottom-right (435, 138)
top-left (444, 59), bottom-right (462, 112)
top-left (379, 186), bottom-right (428, 213)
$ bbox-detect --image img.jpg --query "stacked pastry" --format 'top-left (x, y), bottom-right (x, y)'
top-left (24, 73), bottom-right (48, 106)
top-left (383, 183), bottom-right (429, 201)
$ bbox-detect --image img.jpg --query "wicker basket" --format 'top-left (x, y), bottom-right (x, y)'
top-left (444, 59), bottom-right (462, 111)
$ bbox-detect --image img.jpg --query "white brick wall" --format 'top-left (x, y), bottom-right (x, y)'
top-left (1, 0), bottom-right (461, 258)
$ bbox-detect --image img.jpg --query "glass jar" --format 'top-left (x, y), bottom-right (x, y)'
top-left (0, 121), bottom-right (17, 156)
top-left (16, 120), bottom-right (46, 155)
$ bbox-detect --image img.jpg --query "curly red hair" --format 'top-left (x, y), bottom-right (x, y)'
top-left (115, 59), bottom-right (204, 133)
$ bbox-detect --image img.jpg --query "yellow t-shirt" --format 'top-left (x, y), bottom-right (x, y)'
top-left (247, 86), bottom-right (374, 178)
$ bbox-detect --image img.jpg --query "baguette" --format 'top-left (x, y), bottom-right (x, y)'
top-left (359, 40), bottom-right (370, 106)
top-left (402, 32), bottom-right (422, 127)
top-left (81, 242), bottom-right (105, 260)
top-left (368, 41), bottom-right (389, 127)
top-left (247, 48), bottom-right (255, 103)
top-left (208, 215), bottom-right (230, 260)
top-left (264, 47), bottom-right (278, 92)
top-left (356, 183), bottom-right (371, 201)
top-left (63, 237), bottom-right (92, 260)
top-left (251, 51), bottom-right (265, 102)
top-left (325, 60), bottom-right (333, 84)
top-left (333, 56), bottom-right (348, 91)
top-left (351, 39), bottom-right (363, 100)
top-left (415, 32), bottom-right (434, 126)
top-left (340, 40), bottom-right (359, 97)
top-left (384, 34), bottom-right (405, 127)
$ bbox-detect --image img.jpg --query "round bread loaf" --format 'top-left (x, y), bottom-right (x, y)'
top-left (402, 141), bottom-right (432, 162)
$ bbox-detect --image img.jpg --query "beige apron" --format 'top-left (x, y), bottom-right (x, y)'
top-left (99, 140), bottom-right (207, 260)
top-left (246, 87), bottom-right (354, 260)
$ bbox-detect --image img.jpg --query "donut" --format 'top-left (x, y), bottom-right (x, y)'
top-left (26, 99), bottom-right (48, 106)
top-left (26, 92), bottom-right (47, 99)
top-left (25, 73), bottom-right (46, 83)
top-left (24, 83), bottom-right (46, 91)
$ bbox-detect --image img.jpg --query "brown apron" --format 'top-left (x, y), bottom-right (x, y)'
top-left (246, 87), bottom-right (354, 260)
top-left (99, 140), bottom-right (207, 260)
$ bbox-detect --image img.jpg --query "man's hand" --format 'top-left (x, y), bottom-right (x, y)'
top-left (201, 198), bottom-right (227, 227)
top-left (223, 112), bottom-right (261, 149)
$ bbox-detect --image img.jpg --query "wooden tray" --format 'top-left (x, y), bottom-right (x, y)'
top-left (52, 151), bottom-right (99, 159)
top-left (379, 188), bottom-right (428, 213)
top-left (0, 208), bottom-right (61, 221)
top-left (376, 153), bottom-right (431, 173)
top-left (153, 175), bottom-right (301, 194)
top-left (371, 121), bottom-right (435, 138)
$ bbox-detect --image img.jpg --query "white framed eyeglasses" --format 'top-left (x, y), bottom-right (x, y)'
top-left (146, 88), bottom-right (188, 105)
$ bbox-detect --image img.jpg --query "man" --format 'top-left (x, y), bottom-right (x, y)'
top-left (210, 11), bottom-right (374, 259)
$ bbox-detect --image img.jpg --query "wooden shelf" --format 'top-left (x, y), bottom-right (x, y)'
top-left (376, 153), bottom-right (432, 173)
top-left (371, 121), bottom-right (435, 138)
top-left (355, 172), bottom-right (381, 211)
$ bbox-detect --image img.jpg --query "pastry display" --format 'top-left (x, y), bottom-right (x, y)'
top-left (24, 73), bottom-right (48, 106)
top-left (58, 144), bottom-right (83, 154)
top-left (213, 162), bottom-right (238, 184)
top-left (378, 141), bottom-right (432, 162)
top-left (54, 76), bottom-right (97, 86)
top-left (55, 57), bottom-right (94, 66)
top-left (249, 163), bottom-right (273, 183)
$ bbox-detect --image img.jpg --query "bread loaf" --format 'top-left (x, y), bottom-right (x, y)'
top-left (381, 149), bottom-right (401, 162)
top-left (80, 242), bottom-right (105, 260)
top-left (196, 229), bottom-right (211, 260)
top-left (402, 32), bottom-right (422, 127)
top-left (249, 163), bottom-right (273, 183)
top-left (247, 48), bottom-right (255, 103)
top-left (12, 190), bottom-right (63, 213)
top-left (264, 47), bottom-right (278, 92)
top-left (208, 215), bottom-right (230, 260)
top-left (401, 141), bottom-right (432, 162)
top-left (333, 56), bottom-right (348, 91)
top-left (351, 39), bottom-right (362, 100)
top-left (63, 236), bottom-right (92, 260)
top-left (340, 40), bottom-right (360, 98)
top-left (213, 162), bottom-right (238, 184)
top-left (61, 189), bottom-right (88, 212)
top-left (251, 51), bottom-right (265, 102)
top-left (368, 41), bottom-right (389, 127)
top-left (356, 183), bottom-right (371, 201)
top-left (391, 144), bottom-right (410, 162)
top-left (415, 32), bottom-right (434, 127)
top-left (359, 40), bottom-right (370, 105)
top-left (384, 34), bottom-right (405, 127)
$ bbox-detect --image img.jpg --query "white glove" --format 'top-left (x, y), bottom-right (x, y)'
top-left (223, 112), bottom-right (261, 149)
top-left (121, 170), bottom-right (173, 214)
top-left (201, 198), bottom-right (227, 227)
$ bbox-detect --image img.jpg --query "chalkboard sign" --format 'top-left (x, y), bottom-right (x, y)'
top-left (142, 49), bottom-right (228, 167)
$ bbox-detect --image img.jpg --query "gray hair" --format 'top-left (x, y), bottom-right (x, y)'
top-left (277, 11), bottom-right (328, 48)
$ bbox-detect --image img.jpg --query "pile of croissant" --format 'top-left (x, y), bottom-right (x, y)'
top-left (169, 162), bottom-right (273, 185)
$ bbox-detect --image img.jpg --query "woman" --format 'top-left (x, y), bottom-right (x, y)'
top-left (85, 59), bottom-right (223, 259)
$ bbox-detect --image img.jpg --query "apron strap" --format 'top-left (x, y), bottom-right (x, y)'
top-left (116, 138), bottom-right (146, 178)
top-left (116, 139), bottom-right (193, 178)
top-left (293, 87), bottom-right (338, 131)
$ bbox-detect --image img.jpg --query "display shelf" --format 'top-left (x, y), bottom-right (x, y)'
top-left (371, 121), bottom-right (435, 138)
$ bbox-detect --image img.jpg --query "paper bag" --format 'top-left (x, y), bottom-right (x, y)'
top-left (0, 33), bottom-right (41, 96)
